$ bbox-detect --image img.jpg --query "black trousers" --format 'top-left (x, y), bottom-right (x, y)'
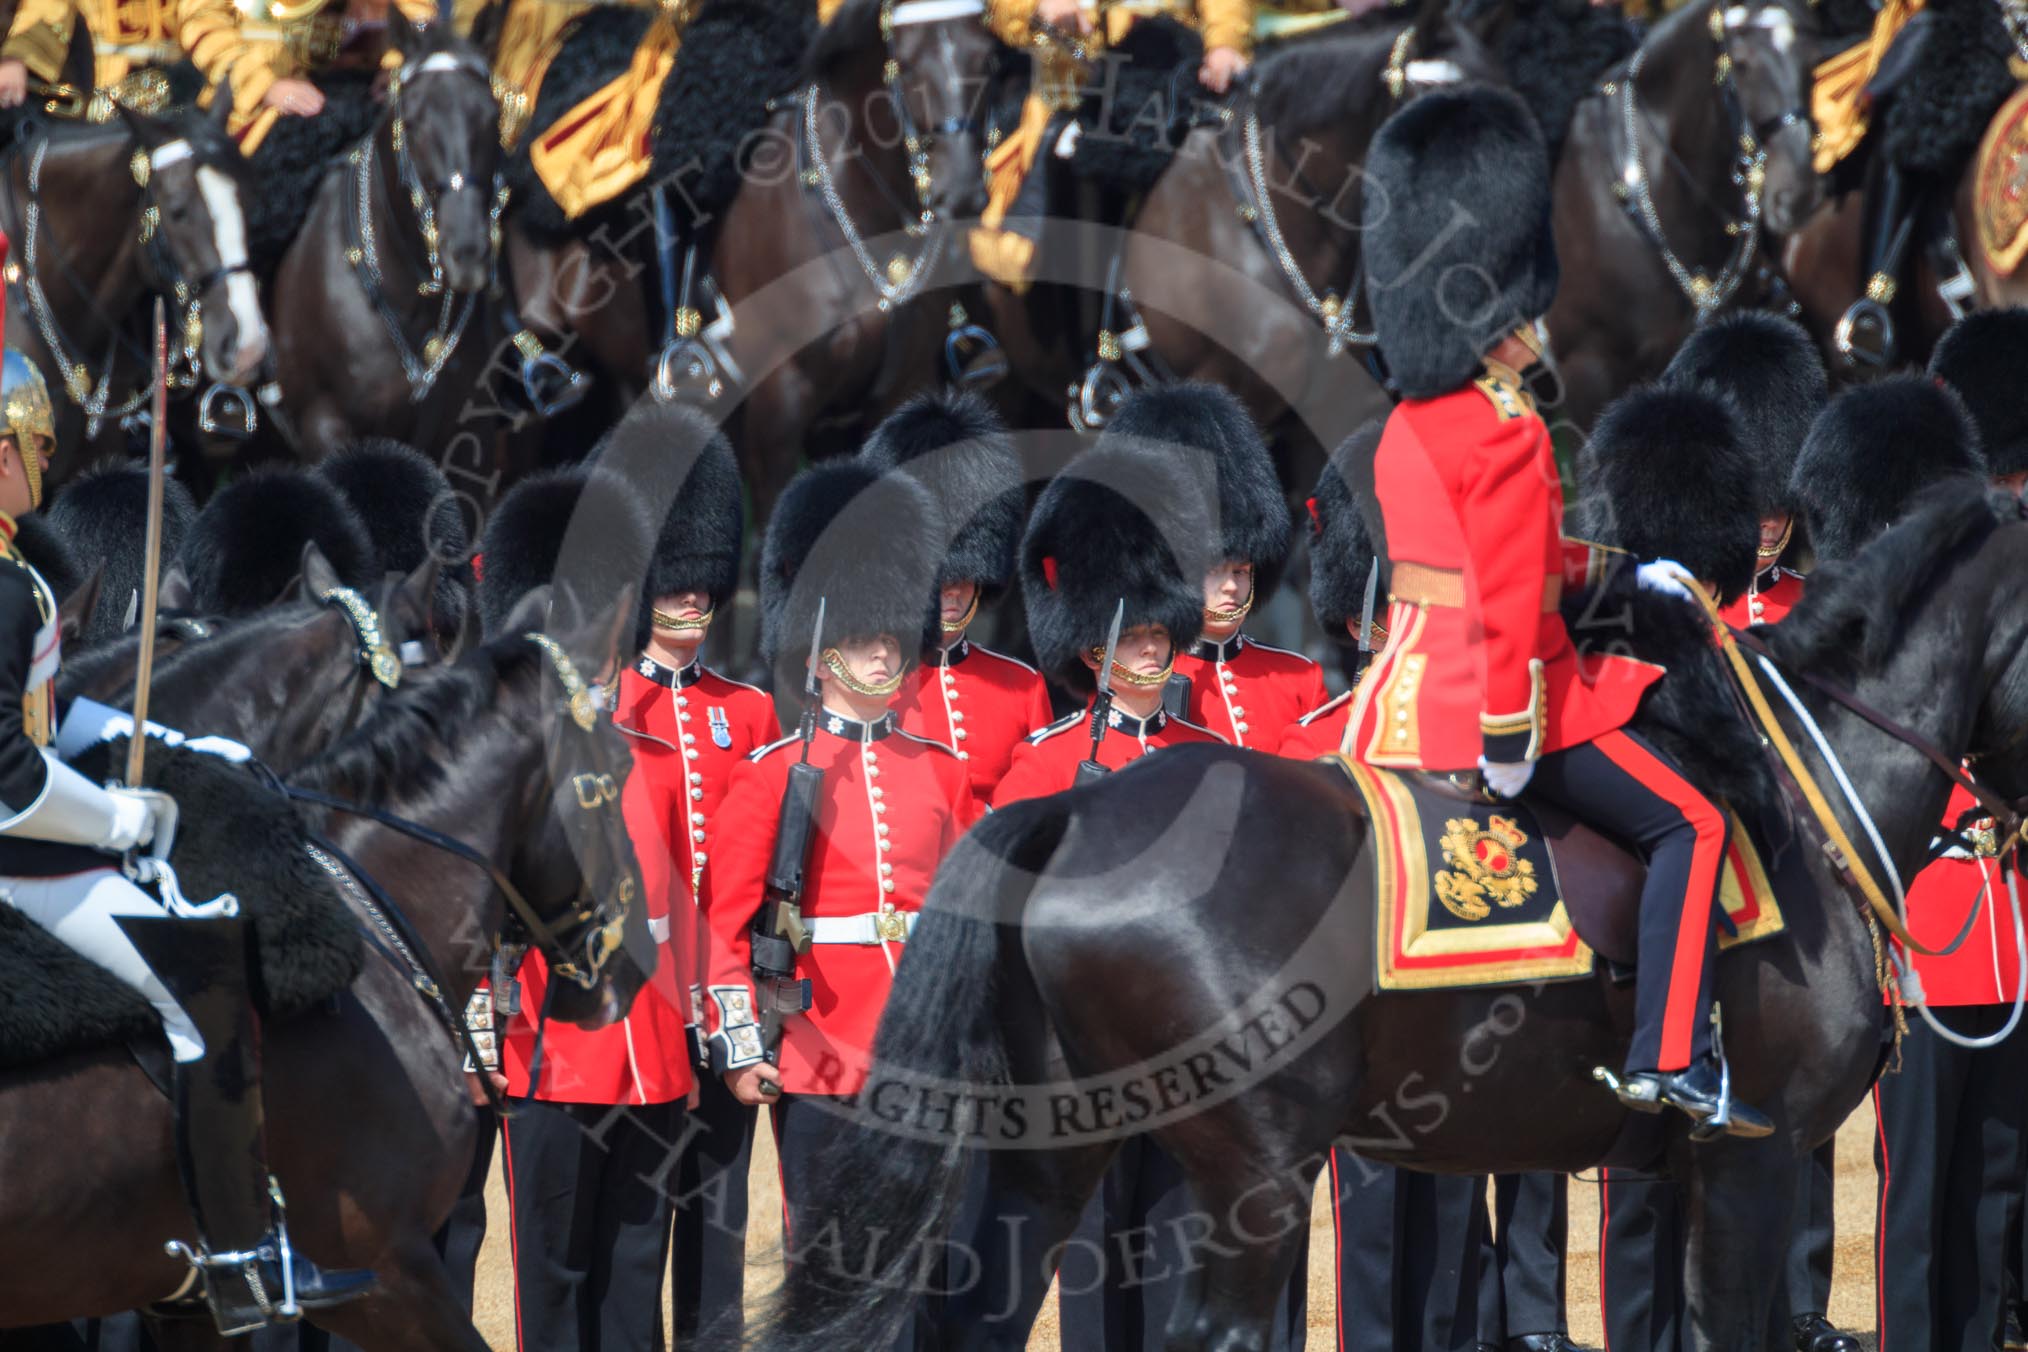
top-left (1875, 1006), bottom-right (2028, 1352)
top-left (1782, 1140), bottom-right (1837, 1320)
top-left (1057, 1136), bottom-right (1308, 1352)
top-left (503, 1098), bottom-right (684, 1352)
top-left (1528, 730), bottom-right (1726, 1072)
top-left (1327, 1147), bottom-right (1488, 1352)
top-left (669, 1072), bottom-right (754, 1346)
top-left (773, 1093), bottom-right (943, 1352)
top-left (1489, 1173), bottom-right (1569, 1340)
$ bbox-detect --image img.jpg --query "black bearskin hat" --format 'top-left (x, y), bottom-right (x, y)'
top-left (1791, 376), bottom-right (1986, 563)
top-left (758, 459), bottom-right (943, 676)
top-left (475, 466), bottom-right (655, 637)
top-left (1661, 310), bottom-right (1827, 517)
top-left (1931, 308), bottom-right (2028, 480)
top-left (13, 511), bottom-right (83, 604)
top-left (1104, 382), bottom-right (1291, 597)
top-left (175, 467), bottom-right (377, 617)
top-left (1575, 386), bottom-right (1759, 604)
top-left (857, 388), bottom-right (1023, 595)
top-left (316, 438), bottom-right (471, 631)
top-left (45, 462), bottom-right (197, 641)
top-left (1306, 422), bottom-right (1389, 642)
top-left (1019, 440), bottom-right (1217, 696)
top-left (1363, 85), bottom-right (1559, 399)
top-left (594, 402), bottom-right (745, 647)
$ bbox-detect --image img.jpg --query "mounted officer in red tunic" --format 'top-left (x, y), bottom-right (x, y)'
top-left (866, 389), bottom-right (1053, 802)
top-left (1355, 84), bottom-right (1767, 1136)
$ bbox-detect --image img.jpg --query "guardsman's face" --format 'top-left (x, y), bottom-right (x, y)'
top-left (1121, 623), bottom-right (1172, 677)
top-left (939, 581), bottom-right (978, 628)
top-left (1995, 471), bottom-right (2028, 499)
top-left (656, 589), bottom-right (712, 625)
top-left (830, 632), bottom-right (903, 689)
top-left (1757, 514), bottom-right (1791, 556)
top-left (0, 435), bottom-right (38, 518)
top-left (1201, 559), bottom-right (1253, 639)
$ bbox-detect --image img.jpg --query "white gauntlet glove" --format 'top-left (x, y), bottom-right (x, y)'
top-left (1478, 757), bottom-right (1535, 799)
top-left (1635, 559), bottom-right (1696, 601)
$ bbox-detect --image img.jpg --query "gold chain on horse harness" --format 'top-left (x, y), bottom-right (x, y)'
top-left (15, 138), bottom-right (203, 431)
top-left (344, 58), bottom-right (509, 400)
top-left (1236, 106), bottom-right (1370, 354)
top-left (1605, 7), bottom-right (1767, 316)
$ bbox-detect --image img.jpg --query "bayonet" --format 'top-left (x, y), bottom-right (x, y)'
top-left (1076, 599), bottom-right (1125, 785)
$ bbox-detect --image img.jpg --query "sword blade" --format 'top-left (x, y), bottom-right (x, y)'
top-left (1094, 598), bottom-right (1124, 697)
top-left (124, 298), bottom-right (170, 788)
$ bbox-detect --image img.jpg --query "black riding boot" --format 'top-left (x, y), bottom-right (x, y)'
top-left (119, 913), bottom-right (374, 1337)
top-left (1835, 162), bottom-right (1914, 368)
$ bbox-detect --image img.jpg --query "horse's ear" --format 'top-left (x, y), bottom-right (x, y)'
top-left (299, 540), bottom-right (343, 598)
top-left (156, 563), bottom-right (193, 615)
top-left (466, 0), bottom-right (506, 65)
top-left (208, 79), bottom-right (232, 134)
top-left (557, 586), bottom-right (633, 681)
top-left (499, 582), bottom-right (554, 639)
top-left (391, 7), bottom-right (427, 60)
top-left (385, 552), bottom-right (442, 641)
top-left (59, 566), bottom-right (104, 649)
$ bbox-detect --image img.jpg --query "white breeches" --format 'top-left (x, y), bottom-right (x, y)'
top-left (3, 868), bottom-right (206, 1062)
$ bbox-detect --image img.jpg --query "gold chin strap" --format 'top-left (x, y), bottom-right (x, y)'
top-left (1757, 517), bottom-right (1795, 562)
top-left (1089, 647), bottom-right (1174, 689)
top-left (1511, 321), bottom-right (1547, 361)
top-left (1204, 576), bottom-right (1256, 626)
top-left (821, 647), bottom-right (907, 697)
top-left (19, 439), bottom-right (41, 511)
top-left (652, 604), bottom-right (713, 633)
top-left (941, 591), bottom-right (981, 634)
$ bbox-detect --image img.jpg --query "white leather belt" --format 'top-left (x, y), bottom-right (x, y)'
top-left (806, 909), bottom-right (917, 945)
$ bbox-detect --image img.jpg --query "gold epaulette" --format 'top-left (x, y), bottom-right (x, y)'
top-left (1471, 359), bottom-right (1535, 422)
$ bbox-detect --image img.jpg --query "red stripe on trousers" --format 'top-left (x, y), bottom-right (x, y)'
top-left (1327, 1152), bottom-right (1346, 1352)
top-left (1874, 1084), bottom-right (1890, 1352)
top-left (501, 1119), bottom-right (526, 1352)
top-left (1595, 729), bottom-right (1726, 1070)
top-left (1597, 1170), bottom-right (1612, 1352)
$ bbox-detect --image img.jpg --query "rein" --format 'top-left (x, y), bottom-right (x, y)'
top-left (341, 51), bottom-right (507, 400)
top-left (1599, 5), bottom-right (1790, 316)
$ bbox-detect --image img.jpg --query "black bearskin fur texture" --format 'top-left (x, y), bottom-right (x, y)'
top-left (0, 741), bottom-right (364, 1069)
top-left (1498, 0), bottom-right (1638, 162)
top-left (13, 511), bottom-right (84, 604)
top-left (1930, 308), bottom-right (2028, 480)
top-left (1363, 85), bottom-right (1559, 398)
top-left (1791, 376), bottom-right (1985, 563)
top-left (245, 69), bottom-right (378, 272)
top-left (1066, 17), bottom-right (1205, 193)
top-left (1019, 441), bottom-right (1216, 695)
top-left (1575, 385), bottom-right (1759, 604)
top-left (1306, 421), bottom-right (1388, 638)
top-left (505, 6), bottom-right (656, 241)
top-left (1103, 381), bottom-right (1290, 597)
top-left (476, 466), bottom-right (654, 637)
top-left (593, 402), bottom-right (745, 647)
top-left (46, 463), bottom-right (198, 644)
top-left (758, 459), bottom-right (943, 673)
top-left (1877, 0), bottom-right (2015, 176)
top-left (176, 467), bottom-right (378, 617)
top-left (858, 389), bottom-right (1023, 595)
top-left (1661, 310), bottom-right (1826, 517)
top-left (317, 438), bottom-right (472, 632)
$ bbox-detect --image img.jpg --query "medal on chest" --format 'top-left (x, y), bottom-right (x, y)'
top-left (710, 706), bottom-right (731, 748)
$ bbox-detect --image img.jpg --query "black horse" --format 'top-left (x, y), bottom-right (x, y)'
top-left (0, 588), bottom-right (647, 1350)
top-left (751, 482), bottom-right (2028, 1351)
top-left (1546, 0), bottom-right (1821, 431)
top-left (0, 97), bottom-right (269, 481)
top-left (265, 16), bottom-right (503, 459)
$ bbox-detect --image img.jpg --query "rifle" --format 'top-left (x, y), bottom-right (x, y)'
top-left (748, 599), bottom-right (824, 1093)
top-left (1074, 599), bottom-right (1125, 786)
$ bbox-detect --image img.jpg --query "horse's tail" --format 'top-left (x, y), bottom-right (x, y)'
top-left (749, 794), bottom-right (1074, 1352)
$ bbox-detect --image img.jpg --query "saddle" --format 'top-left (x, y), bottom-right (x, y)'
top-left (0, 741), bottom-right (363, 1071)
top-left (1973, 84), bottom-right (2028, 279)
top-left (1327, 756), bottom-right (1784, 992)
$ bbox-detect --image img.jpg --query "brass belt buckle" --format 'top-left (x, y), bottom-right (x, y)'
top-left (875, 903), bottom-right (909, 943)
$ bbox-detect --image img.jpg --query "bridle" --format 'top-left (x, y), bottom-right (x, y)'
top-left (794, 0), bottom-right (985, 311)
top-left (343, 49), bottom-right (509, 399)
top-left (1601, 4), bottom-right (1807, 317)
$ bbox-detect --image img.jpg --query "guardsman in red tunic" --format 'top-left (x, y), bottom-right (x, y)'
top-left (1358, 86), bottom-right (1761, 1135)
top-left (1579, 314), bottom-right (1859, 1352)
top-left (864, 389), bottom-right (1053, 801)
top-left (1865, 312), bottom-right (2028, 1351)
top-left (476, 464), bottom-right (689, 1352)
top-left (592, 404), bottom-right (780, 1346)
top-left (1116, 382), bottom-right (1330, 750)
top-left (702, 461), bottom-right (977, 1352)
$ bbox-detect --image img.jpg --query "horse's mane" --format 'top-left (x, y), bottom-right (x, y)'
top-left (290, 632), bottom-right (542, 805)
top-left (802, 0), bottom-right (883, 80)
top-left (1764, 478), bottom-right (2014, 681)
top-left (1249, 23), bottom-right (1402, 142)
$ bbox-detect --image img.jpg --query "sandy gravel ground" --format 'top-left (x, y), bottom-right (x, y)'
top-left (468, 1108), bottom-right (1883, 1348)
